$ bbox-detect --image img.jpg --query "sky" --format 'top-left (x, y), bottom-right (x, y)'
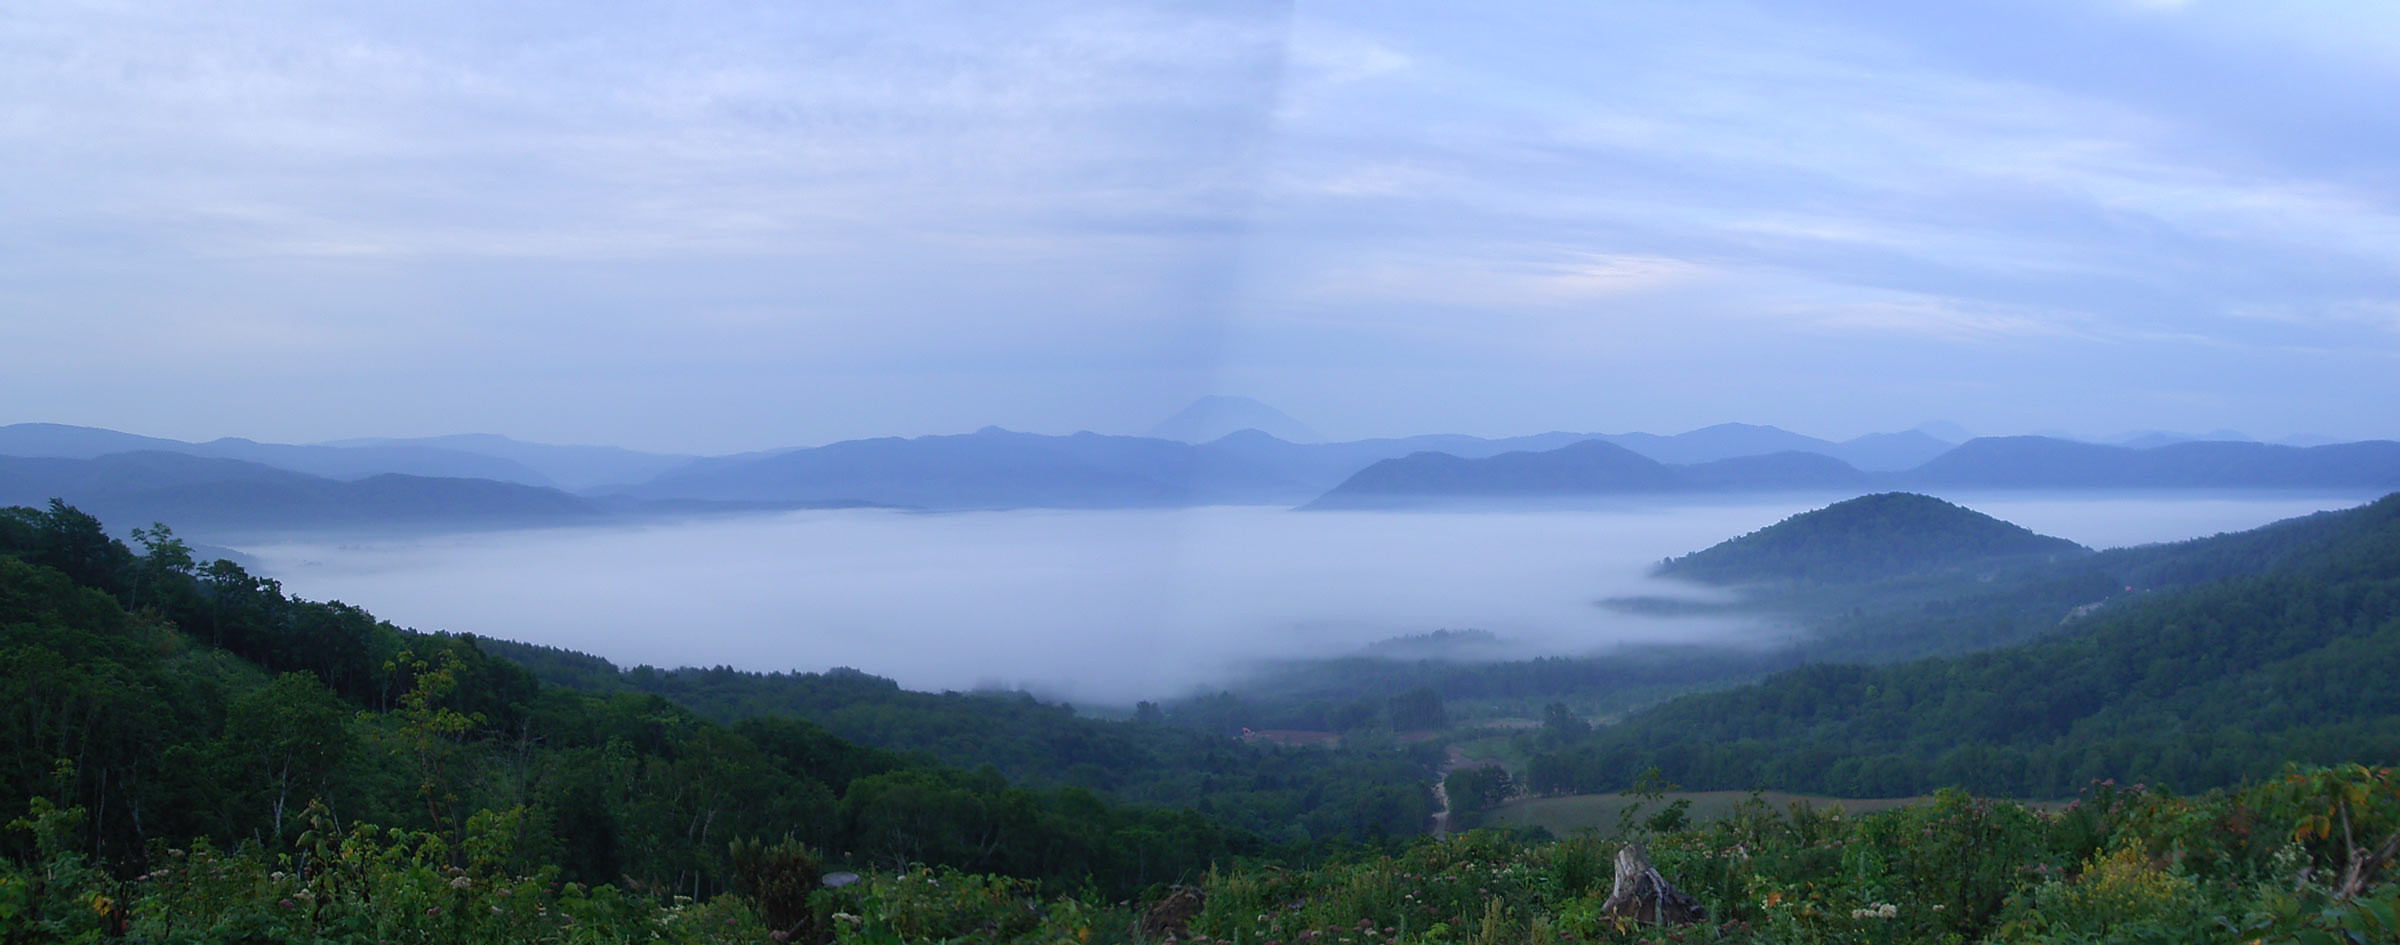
top-left (7, 0), bottom-right (2400, 454)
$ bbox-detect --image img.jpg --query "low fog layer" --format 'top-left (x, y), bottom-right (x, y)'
top-left (234, 495), bottom-right (2369, 704)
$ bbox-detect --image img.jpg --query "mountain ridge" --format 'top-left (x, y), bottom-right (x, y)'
top-left (1308, 435), bottom-right (2400, 508)
top-left (0, 451), bottom-right (602, 537)
top-left (13, 421), bottom-right (2400, 517)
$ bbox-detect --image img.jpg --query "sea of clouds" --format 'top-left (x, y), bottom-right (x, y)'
top-left (235, 493), bottom-right (2369, 704)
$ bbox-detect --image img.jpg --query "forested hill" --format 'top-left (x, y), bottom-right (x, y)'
top-left (0, 499), bottom-right (1423, 908)
top-left (478, 638), bottom-right (1440, 839)
top-left (1529, 492), bottom-right (2400, 799)
top-left (1656, 492), bottom-right (2088, 584)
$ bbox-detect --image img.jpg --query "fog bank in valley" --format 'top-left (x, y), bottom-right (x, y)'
top-left (234, 495), bottom-right (2371, 705)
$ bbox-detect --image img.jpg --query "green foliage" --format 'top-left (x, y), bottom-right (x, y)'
top-left (12, 496), bottom-right (2400, 942)
top-left (1853, 790), bottom-right (2046, 939)
top-left (0, 502), bottom-right (1255, 914)
top-left (1389, 688), bottom-right (1449, 731)
top-left (484, 638), bottom-right (1438, 848)
top-left (1529, 495), bottom-right (2400, 800)
top-left (10, 766), bottom-right (2391, 942)
top-left (727, 837), bottom-right (822, 941)
top-left (1443, 767), bottom-right (1516, 820)
top-left (1186, 766), bottom-right (2400, 945)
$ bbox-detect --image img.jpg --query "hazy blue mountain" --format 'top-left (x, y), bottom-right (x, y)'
top-left (1305, 441), bottom-right (1885, 508)
top-left (1332, 432), bottom-right (1600, 464)
top-left (1302, 432), bottom-right (2400, 509)
top-left (1180, 429), bottom-right (1368, 489)
top-left (1679, 450), bottom-right (1878, 490)
top-left (1907, 436), bottom-right (2400, 490)
top-left (0, 422), bottom-right (556, 485)
top-left (0, 422), bottom-right (178, 457)
top-left (1304, 440), bottom-right (1689, 508)
top-left (0, 450), bottom-right (313, 494)
top-left (324, 432), bottom-right (698, 491)
top-left (199, 438), bottom-right (558, 485)
top-left (1822, 429), bottom-right (1957, 471)
top-left (1583, 422), bottom-right (1957, 470)
top-left (2107, 428), bottom-right (2255, 449)
top-left (1147, 396), bottom-right (1322, 444)
top-left (0, 451), bottom-right (600, 537)
top-left (633, 426), bottom-right (1841, 512)
top-left (625, 427), bottom-right (1217, 508)
top-left (1600, 422), bottom-right (1837, 465)
top-left (1036, 429), bottom-right (1321, 502)
top-left (1912, 420), bottom-right (1974, 442)
top-left (1194, 429), bottom-right (1593, 490)
top-left (619, 427), bottom-right (1644, 509)
top-left (1656, 492), bottom-right (2088, 584)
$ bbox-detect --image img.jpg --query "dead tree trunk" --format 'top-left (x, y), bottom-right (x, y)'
top-left (1603, 842), bottom-right (1706, 926)
top-left (2336, 802), bottom-right (2400, 901)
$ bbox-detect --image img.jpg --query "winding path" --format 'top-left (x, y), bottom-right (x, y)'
top-left (1428, 746), bottom-right (1471, 838)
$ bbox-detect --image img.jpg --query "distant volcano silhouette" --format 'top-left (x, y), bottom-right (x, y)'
top-left (1147, 396), bottom-right (1321, 444)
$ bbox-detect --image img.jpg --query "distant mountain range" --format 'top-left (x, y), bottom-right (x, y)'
top-left (1307, 436), bottom-right (2400, 508)
top-left (1147, 395), bottom-right (1321, 444)
top-left (4, 412), bottom-right (2396, 531)
top-left (321, 433), bottom-right (698, 491)
top-left (0, 423), bottom-right (697, 491)
top-left (0, 452), bottom-right (601, 536)
top-left (1908, 437), bottom-right (2400, 490)
top-left (0, 422), bottom-right (556, 484)
top-left (612, 424), bottom-right (1965, 509)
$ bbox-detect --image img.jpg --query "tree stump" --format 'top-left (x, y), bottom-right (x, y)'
top-left (1134, 884), bottom-right (1206, 940)
top-left (1601, 842), bottom-right (1706, 926)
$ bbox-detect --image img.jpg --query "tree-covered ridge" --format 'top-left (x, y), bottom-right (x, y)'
top-left (0, 500), bottom-right (1292, 909)
top-left (1656, 492), bottom-right (2088, 585)
top-left (481, 639), bottom-right (1441, 845)
top-left (1531, 493), bottom-right (2400, 799)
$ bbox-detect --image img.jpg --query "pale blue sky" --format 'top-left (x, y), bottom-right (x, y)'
top-left (6, 0), bottom-right (2397, 452)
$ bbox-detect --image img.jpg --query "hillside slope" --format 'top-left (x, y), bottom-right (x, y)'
top-left (1656, 492), bottom-right (2087, 584)
top-left (1531, 493), bottom-right (2400, 798)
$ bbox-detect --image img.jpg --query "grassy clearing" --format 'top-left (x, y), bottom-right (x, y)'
top-left (1483, 790), bottom-right (1926, 835)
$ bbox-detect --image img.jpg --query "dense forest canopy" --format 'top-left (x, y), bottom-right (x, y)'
top-left (1530, 493), bottom-right (2400, 799)
top-left (480, 638), bottom-right (1441, 845)
top-left (6, 494), bottom-right (2400, 941)
top-left (0, 501), bottom-right (1306, 905)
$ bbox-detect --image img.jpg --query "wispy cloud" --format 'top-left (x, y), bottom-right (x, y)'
top-left (1302, 250), bottom-right (1707, 308)
top-left (5, 0), bottom-right (2399, 447)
